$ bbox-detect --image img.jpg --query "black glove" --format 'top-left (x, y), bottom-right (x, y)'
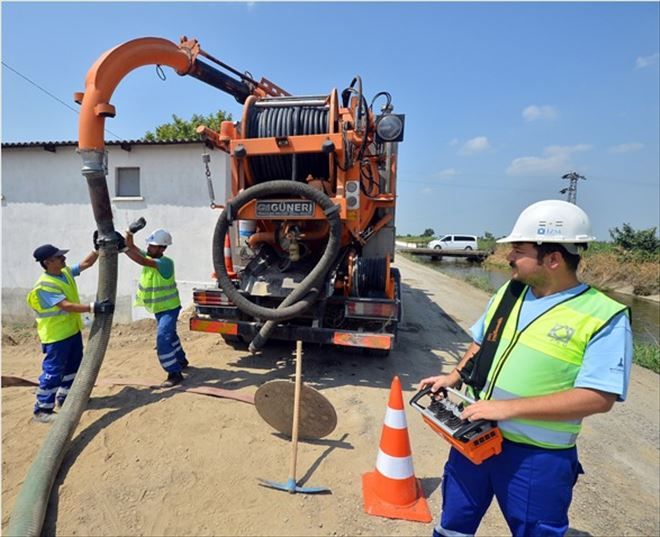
top-left (114, 231), bottom-right (128, 253)
top-left (93, 231), bottom-right (127, 252)
top-left (128, 217), bottom-right (147, 234)
top-left (92, 299), bottom-right (115, 315)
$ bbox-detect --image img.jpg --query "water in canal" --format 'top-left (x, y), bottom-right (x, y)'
top-left (410, 256), bottom-right (660, 345)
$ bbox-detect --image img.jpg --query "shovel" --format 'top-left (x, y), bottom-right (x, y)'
top-left (258, 340), bottom-right (330, 494)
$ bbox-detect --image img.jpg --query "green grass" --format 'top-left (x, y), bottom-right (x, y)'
top-left (633, 342), bottom-right (660, 374)
top-left (396, 235), bottom-right (432, 245)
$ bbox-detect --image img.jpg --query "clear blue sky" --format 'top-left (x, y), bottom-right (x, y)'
top-left (2, 2), bottom-right (659, 240)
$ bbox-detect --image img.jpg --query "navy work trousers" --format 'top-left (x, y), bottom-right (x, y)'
top-left (434, 439), bottom-right (583, 537)
top-left (34, 331), bottom-right (83, 414)
top-left (154, 306), bottom-right (187, 373)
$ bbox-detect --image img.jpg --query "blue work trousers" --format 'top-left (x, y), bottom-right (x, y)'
top-left (434, 440), bottom-right (583, 537)
top-left (34, 331), bottom-right (83, 414)
top-left (154, 306), bottom-right (187, 373)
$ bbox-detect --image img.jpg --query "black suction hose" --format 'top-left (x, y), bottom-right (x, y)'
top-left (7, 151), bottom-right (119, 536)
top-left (212, 180), bottom-right (342, 349)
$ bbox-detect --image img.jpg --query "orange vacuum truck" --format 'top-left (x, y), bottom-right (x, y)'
top-left (78, 36), bottom-right (405, 355)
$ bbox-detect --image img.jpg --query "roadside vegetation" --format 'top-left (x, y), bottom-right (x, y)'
top-left (483, 223), bottom-right (659, 297)
top-left (634, 342), bottom-right (660, 374)
top-left (399, 224), bottom-right (658, 296)
top-left (397, 229), bottom-right (436, 246)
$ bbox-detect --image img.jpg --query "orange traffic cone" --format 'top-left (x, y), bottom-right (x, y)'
top-left (224, 233), bottom-right (237, 278)
top-left (362, 376), bottom-right (432, 523)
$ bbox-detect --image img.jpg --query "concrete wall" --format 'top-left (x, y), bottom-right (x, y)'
top-left (2, 143), bottom-right (230, 324)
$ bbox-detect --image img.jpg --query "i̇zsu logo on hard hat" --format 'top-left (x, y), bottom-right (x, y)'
top-left (537, 219), bottom-right (564, 238)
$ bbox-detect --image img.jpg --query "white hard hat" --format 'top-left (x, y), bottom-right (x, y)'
top-left (497, 200), bottom-right (596, 254)
top-left (146, 228), bottom-right (172, 246)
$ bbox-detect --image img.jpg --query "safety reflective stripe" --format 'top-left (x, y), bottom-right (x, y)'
top-left (158, 345), bottom-right (182, 361)
top-left (57, 387), bottom-right (70, 396)
top-left (35, 310), bottom-right (68, 318)
top-left (138, 284), bottom-right (177, 293)
top-left (383, 408), bottom-right (408, 430)
top-left (36, 401), bottom-right (55, 409)
top-left (161, 358), bottom-right (178, 368)
top-left (37, 387), bottom-right (58, 395)
top-left (490, 386), bottom-right (581, 424)
top-left (141, 292), bottom-right (180, 304)
top-left (135, 257), bottom-right (181, 314)
top-left (62, 373), bottom-right (76, 382)
top-left (375, 448), bottom-right (414, 480)
top-left (434, 524), bottom-right (475, 537)
top-left (39, 282), bottom-right (63, 292)
top-left (499, 420), bottom-right (579, 447)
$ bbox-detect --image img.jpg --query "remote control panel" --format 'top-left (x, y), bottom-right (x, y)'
top-left (410, 386), bottom-right (503, 465)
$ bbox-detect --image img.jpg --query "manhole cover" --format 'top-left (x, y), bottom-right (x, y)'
top-left (254, 379), bottom-right (337, 440)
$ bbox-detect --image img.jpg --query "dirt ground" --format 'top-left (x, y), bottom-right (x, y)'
top-left (2, 255), bottom-right (659, 536)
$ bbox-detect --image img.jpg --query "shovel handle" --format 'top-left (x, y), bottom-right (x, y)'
top-left (289, 340), bottom-right (303, 492)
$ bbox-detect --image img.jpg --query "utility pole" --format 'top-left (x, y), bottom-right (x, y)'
top-left (559, 171), bottom-right (586, 204)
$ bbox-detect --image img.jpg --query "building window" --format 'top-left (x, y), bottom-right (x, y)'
top-left (116, 167), bottom-right (141, 197)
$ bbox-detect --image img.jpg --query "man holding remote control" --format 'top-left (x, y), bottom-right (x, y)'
top-left (419, 200), bottom-right (632, 537)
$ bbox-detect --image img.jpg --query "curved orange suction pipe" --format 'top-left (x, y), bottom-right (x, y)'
top-left (77, 37), bottom-right (197, 150)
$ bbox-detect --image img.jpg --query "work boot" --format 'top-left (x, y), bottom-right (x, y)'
top-left (161, 371), bottom-right (183, 388)
top-left (33, 411), bottom-right (57, 424)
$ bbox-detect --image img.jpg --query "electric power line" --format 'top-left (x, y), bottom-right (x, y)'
top-left (2, 61), bottom-right (122, 140)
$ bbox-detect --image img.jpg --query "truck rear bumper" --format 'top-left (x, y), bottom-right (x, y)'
top-left (189, 317), bottom-right (393, 350)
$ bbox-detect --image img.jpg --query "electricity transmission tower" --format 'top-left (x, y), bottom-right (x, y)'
top-left (559, 171), bottom-right (586, 204)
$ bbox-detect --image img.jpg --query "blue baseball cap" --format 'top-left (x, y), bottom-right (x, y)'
top-left (33, 244), bottom-right (69, 262)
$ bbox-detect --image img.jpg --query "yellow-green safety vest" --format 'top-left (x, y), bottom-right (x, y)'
top-left (135, 256), bottom-right (181, 314)
top-left (474, 282), bottom-right (628, 449)
top-left (26, 267), bottom-right (83, 344)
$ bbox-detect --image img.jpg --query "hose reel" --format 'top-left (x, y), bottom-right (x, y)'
top-left (351, 257), bottom-right (388, 298)
top-left (245, 102), bottom-right (331, 183)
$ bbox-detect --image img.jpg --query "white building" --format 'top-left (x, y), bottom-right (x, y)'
top-left (2, 139), bottom-right (230, 324)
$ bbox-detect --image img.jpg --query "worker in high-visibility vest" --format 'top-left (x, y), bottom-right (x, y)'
top-left (419, 200), bottom-right (632, 537)
top-left (27, 240), bottom-right (115, 423)
top-left (124, 227), bottom-right (188, 387)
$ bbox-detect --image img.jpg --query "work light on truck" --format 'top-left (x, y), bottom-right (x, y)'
top-left (375, 113), bottom-right (405, 143)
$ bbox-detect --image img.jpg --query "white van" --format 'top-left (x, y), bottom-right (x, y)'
top-left (428, 234), bottom-right (478, 250)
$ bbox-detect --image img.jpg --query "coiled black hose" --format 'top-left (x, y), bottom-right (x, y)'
top-left (246, 105), bottom-right (329, 182)
top-left (353, 257), bottom-right (387, 297)
top-left (212, 180), bottom-right (342, 330)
